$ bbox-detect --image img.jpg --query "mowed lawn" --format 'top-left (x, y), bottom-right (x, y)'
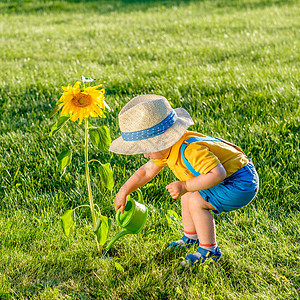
top-left (0, 0), bottom-right (299, 299)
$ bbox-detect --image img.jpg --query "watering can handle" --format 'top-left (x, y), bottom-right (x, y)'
top-left (127, 188), bottom-right (144, 204)
top-left (135, 188), bottom-right (144, 204)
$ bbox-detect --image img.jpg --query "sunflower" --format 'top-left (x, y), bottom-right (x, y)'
top-left (58, 81), bottom-right (105, 124)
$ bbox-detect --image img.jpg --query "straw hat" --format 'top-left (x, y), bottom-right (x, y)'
top-left (109, 94), bottom-right (194, 155)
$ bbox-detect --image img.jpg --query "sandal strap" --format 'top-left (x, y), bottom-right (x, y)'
top-left (183, 246), bottom-right (222, 266)
top-left (167, 235), bottom-right (198, 250)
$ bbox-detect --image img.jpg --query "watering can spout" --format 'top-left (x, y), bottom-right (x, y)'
top-left (106, 229), bottom-right (130, 251)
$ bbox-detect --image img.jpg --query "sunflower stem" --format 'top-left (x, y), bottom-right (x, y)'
top-left (84, 118), bottom-right (102, 254)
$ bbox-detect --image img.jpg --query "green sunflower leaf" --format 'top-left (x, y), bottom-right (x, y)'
top-left (48, 105), bottom-right (60, 118)
top-left (166, 209), bottom-right (181, 226)
top-left (114, 262), bottom-right (124, 273)
top-left (49, 116), bottom-right (69, 137)
top-left (94, 213), bottom-right (111, 246)
top-left (89, 128), bottom-right (101, 149)
top-left (60, 209), bottom-right (75, 237)
top-left (57, 149), bottom-right (72, 173)
top-left (89, 126), bottom-right (111, 153)
top-left (98, 162), bottom-right (114, 190)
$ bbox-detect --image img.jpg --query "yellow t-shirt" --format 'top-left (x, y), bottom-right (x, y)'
top-left (152, 131), bottom-right (249, 181)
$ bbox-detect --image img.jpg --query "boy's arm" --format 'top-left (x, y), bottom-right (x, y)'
top-left (115, 160), bottom-right (163, 213)
top-left (166, 163), bottom-right (226, 199)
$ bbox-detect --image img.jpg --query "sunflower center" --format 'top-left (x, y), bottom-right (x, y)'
top-left (72, 93), bottom-right (92, 108)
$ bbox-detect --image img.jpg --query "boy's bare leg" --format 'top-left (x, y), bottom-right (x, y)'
top-left (181, 192), bottom-right (197, 234)
top-left (187, 192), bottom-right (216, 245)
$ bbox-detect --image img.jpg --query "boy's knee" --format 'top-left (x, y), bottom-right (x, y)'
top-left (188, 192), bottom-right (211, 210)
top-left (181, 192), bottom-right (193, 204)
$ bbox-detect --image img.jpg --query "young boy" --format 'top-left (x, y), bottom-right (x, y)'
top-left (109, 94), bottom-right (259, 266)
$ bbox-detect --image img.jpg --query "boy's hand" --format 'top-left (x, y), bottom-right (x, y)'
top-left (166, 181), bottom-right (187, 199)
top-left (114, 192), bottom-right (127, 214)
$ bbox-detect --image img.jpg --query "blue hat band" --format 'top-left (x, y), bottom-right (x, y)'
top-left (121, 111), bottom-right (177, 141)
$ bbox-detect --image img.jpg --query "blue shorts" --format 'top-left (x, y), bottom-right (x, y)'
top-left (199, 161), bottom-right (259, 214)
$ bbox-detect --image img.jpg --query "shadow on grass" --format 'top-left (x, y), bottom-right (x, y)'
top-left (1, 0), bottom-right (297, 15)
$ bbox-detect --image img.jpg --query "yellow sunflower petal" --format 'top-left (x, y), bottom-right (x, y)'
top-left (90, 111), bottom-right (97, 117)
top-left (91, 104), bottom-right (103, 116)
top-left (70, 112), bottom-right (78, 122)
top-left (95, 99), bottom-right (105, 109)
top-left (74, 81), bottom-right (81, 88)
top-left (61, 102), bottom-right (73, 116)
top-left (62, 84), bottom-right (72, 91)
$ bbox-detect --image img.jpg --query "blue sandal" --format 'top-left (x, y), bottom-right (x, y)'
top-left (167, 235), bottom-right (199, 251)
top-left (181, 246), bottom-right (222, 266)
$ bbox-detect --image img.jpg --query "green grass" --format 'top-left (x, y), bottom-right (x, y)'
top-left (0, 0), bottom-right (299, 299)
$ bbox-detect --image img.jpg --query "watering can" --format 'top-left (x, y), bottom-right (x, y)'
top-left (106, 189), bottom-right (148, 251)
